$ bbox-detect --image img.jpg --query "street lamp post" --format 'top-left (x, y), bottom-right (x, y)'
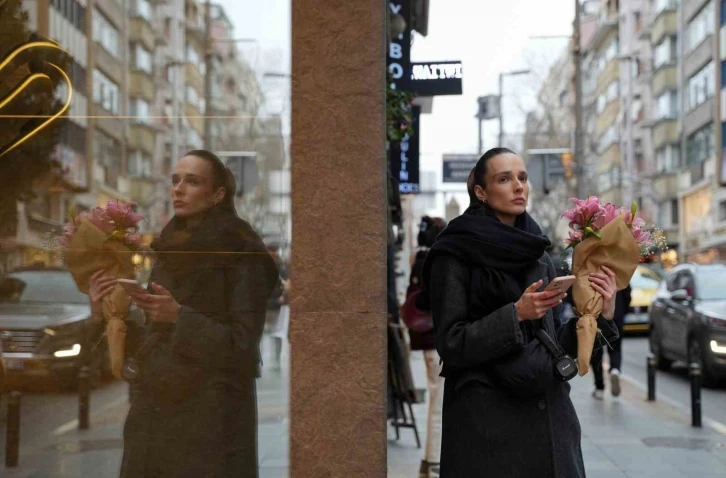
top-left (498, 69), bottom-right (530, 147)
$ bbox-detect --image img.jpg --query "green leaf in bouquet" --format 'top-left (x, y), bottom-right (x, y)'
top-left (103, 229), bottom-right (126, 243)
top-left (584, 226), bottom-right (602, 239)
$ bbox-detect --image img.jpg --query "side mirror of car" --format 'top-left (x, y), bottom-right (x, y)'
top-left (671, 289), bottom-right (691, 302)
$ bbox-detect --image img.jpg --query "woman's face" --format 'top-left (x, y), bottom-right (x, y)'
top-left (474, 153), bottom-right (529, 222)
top-left (171, 155), bottom-right (225, 217)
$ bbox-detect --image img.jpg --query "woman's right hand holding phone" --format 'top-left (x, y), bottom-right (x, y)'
top-left (515, 280), bottom-right (567, 321)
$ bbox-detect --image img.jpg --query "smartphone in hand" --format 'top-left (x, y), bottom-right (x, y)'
top-left (544, 275), bottom-right (576, 293)
top-left (117, 279), bottom-right (148, 295)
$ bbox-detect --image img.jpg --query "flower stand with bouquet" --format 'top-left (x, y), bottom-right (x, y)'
top-left (56, 201), bottom-right (144, 378)
top-left (562, 197), bottom-right (667, 376)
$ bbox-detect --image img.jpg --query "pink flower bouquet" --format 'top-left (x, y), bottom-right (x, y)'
top-left (560, 197), bottom-right (666, 376)
top-left (57, 200), bottom-right (145, 378)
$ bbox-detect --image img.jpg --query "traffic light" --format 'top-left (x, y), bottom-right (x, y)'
top-left (561, 152), bottom-right (574, 179)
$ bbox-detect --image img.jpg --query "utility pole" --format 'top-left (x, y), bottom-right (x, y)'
top-left (498, 73), bottom-right (504, 147)
top-left (203, 0), bottom-right (213, 150)
top-left (573, 0), bottom-right (585, 199)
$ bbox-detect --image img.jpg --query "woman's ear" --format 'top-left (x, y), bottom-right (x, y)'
top-left (474, 184), bottom-right (487, 203)
top-left (214, 187), bottom-right (226, 204)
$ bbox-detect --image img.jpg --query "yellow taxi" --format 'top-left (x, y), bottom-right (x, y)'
top-left (623, 265), bottom-right (662, 333)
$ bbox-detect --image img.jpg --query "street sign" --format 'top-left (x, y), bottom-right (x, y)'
top-left (410, 61), bottom-right (463, 96)
top-left (442, 154), bottom-right (478, 183)
top-left (476, 95), bottom-right (500, 120)
top-left (217, 151), bottom-right (258, 197)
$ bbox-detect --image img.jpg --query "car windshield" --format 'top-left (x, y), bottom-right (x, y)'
top-left (0, 270), bottom-right (88, 305)
top-left (697, 269), bottom-right (726, 300)
top-left (630, 269), bottom-right (660, 289)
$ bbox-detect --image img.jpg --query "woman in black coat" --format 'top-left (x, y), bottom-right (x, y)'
top-left (95, 150), bottom-right (278, 477)
top-left (422, 148), bottom-right (620, 477)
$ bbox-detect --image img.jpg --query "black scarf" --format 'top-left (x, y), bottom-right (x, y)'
top-left (149, 207), bottom-right (278, 317)
top-left (422, 204), bottom-right (551, 319)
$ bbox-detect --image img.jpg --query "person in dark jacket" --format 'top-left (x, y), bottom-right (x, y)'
top-left (407, 215), bottom-right (447, 478)
top-left (591, 284), bottom-right (631, 399)
top-left (94, 150), bottom-right (278, 478)
top-left (422, 148), bottom-right (620, 478)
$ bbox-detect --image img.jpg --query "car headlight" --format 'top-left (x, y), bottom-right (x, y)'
top-left (54, 344), bottom-right (82, 358)
top-left (710, 340), bottom-right (726, 355)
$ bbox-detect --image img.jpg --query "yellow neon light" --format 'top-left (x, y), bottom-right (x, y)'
top-left (0, 40), bottom-right (72, 158)
top-left (0, 64), bottom-right (72, 157)
top-left (0, 73), bottom-right (53, 109)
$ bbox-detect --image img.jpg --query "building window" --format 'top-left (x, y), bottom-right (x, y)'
top-left (93, 8), bottom-right (120, 57)
top-left (51, 0), bottom-right (87, 33)
top-left (129, 98), bottom-right (151, 123)
top-left (686, 123), bottom-right (715, 165)
top-left (131, 0), bottom-right (152, 21)
top-left (687, 61), bottom-right (715, 111)
top-left (93, 130), bottom-right (121, 187)
top-left (599, 167), bottom-right (621, 193)
top-left (671, 199), bottom-right (679, 225)
top-left (185, 86), bottom-right (201, 109)
top-left (686, 1), bottom-right (714, 53)
top-left (655, 89), bottom-right (678, 119)
top-left (596, 80), bottom-right (620, 113)
top-left (599, 125), bottom-right (619, 152)
top-left (92, 69), bottom-right (120, 114)
top-left (656, 145), bottom-right (680, 172)
top-left (132, 44), bottom-right (153, 74)
top-left (128, 151), bottom-right (153, 178)
top-left (185, 44), bottom-right (205, 75)
top-left (654, 0), bottom-right (678, 14)
top-left (653, 36), bottom-right (677, 69)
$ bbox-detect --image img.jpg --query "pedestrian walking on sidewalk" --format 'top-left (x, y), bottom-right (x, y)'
top-left (422, 148), bottom-right (620, 478)
top-left (405, 215), bottom-right (447, 478)
top-left (591, 284), bottom-right (631, 400)
top-left (104, 150), bottom-right (278, 478)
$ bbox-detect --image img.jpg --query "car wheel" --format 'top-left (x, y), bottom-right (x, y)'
top-left (688, 336), bottom-right (717, 388)
top-left (649, 326), bottom-right (672, 371)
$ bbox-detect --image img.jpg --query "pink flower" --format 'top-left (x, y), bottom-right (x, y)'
top-left (86, 207), bottom-right (114, 234)
top-left (123, 233), bottom-right (143, 248)
top-left (592, 203), bottom-right (620, 230)
top-left (566, 229), bottom-right (584, 244)
top-left (632, 227), bottom-right (651, 245)
top-left (106, 200), bottom-right (143, 230)
top-left (562, 196), bottom-right (602, 228)
top-left (56, 232), bottom-right (74, 249)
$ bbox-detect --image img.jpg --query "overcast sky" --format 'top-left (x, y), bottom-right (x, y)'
top-left (214, 0), bottom-right (575, 213)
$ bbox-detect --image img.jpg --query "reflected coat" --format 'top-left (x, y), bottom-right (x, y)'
top-left (120, 210), bottom-right (278, 478)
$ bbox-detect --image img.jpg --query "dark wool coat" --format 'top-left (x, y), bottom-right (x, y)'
top-left (120, 209), bottom-right (278, 478)
top-left (427, 252), bottom-right (618, 478)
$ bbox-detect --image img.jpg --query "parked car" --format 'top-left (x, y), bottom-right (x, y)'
top-left (649, 263), bottom-right (726, 386)
top-left (0, 265), bottom-right (110, 389)
top-left (622, 265), bottom-right (662, 334)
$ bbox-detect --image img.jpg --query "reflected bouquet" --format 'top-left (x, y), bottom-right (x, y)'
top-left (561, 197), bottom-right (667, 375)
top-left (56, 200), bottom-right (144, 378)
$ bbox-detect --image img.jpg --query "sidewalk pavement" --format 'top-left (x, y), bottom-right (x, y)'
top-left (389, 350), bottom-right (726, 478)
top-left (2, 334), bottom-right (289, 478)
top-left (3, 335), bottom-right (725, 477)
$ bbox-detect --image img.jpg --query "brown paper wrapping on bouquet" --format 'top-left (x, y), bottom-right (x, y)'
top-left (64, 219), bottom-right (135, 378)
top-left (571, 215), bottom-right (639, 376)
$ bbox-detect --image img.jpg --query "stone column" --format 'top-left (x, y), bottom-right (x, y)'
top-left (290, 1), bottom-right (387, 477)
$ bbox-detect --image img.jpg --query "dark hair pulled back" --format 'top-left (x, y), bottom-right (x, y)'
top-left (185, 149), bottom-right (237, 213)
top-left (468, 147), bottom-right (516, 205)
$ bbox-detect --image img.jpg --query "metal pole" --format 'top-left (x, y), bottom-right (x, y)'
top-left (498, 72), bottom-right (504, 147)
top-left (78, 366), bottom-right (90, 430)
top-left (626, 56), bottom-right (635, 204)
top-left (203, 0), bottom-right (213, 150)
top-left (478, 117), bottom-right (483, 154)
top-left (689, 362), bottom-right (702, 427)
top-left (646, 354), bottom-right (656, 401)
top-left (573, 0), bottom-right (585, 199)
top-left (5, 391), bottom-right (20, 467)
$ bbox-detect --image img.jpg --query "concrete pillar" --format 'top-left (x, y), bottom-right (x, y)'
top-left (290, 1), bottom-right (387, 476)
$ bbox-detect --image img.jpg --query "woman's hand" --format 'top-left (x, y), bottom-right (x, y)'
top-left (589, 266), bottom-right (617, 320)
top-left (514, 280), bottom-right (567, 321)
top-left (128, 283), bottom-right (181, 323)
top-left (88, 270), bottom-right (117, 318)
